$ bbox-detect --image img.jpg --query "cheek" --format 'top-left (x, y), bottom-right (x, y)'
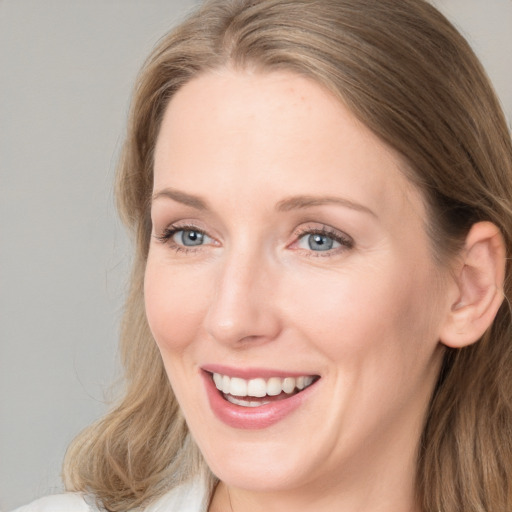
top-left (290, 262), bottom-right (442, 432)
top-left (144, 256), bottom-right (210, 354)
top-left (286, 259), bottom-right (440, 367)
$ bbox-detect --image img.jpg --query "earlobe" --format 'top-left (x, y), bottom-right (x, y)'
top-left (440, 222), bottom-right (506, 349)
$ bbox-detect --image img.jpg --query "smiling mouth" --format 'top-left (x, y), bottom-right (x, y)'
top-left (211, 372), bottom-right (320, 408)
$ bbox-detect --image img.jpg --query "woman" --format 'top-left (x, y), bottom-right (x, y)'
top-left (14, 0), bottom-right (512, 511)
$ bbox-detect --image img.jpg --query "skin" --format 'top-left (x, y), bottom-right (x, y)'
top-left (145, 69), bottom-right (457, 512)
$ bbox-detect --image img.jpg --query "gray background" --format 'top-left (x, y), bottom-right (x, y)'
top-left (0, 0), bottom-right (510, 510)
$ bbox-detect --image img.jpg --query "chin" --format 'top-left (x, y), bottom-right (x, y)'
top-left (190, 419), bottom-right (327, 493)
top-left (204, 445), bottom-right (313, 492)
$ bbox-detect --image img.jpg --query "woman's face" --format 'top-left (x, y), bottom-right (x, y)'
top-left (145, 70), bottom-right (451, 497)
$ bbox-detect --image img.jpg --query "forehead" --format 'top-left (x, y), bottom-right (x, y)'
top-left (153, 69), bottom-right (425, 225)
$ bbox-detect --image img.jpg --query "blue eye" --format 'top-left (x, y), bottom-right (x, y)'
top-left (293, 226), bottom-right (353, 255)
top-left (173, 229), bottom-right (206, 247)
top-left (155, 225), bottom-right (214, 251)
top-left (298, 233), bottom-right (341, 252)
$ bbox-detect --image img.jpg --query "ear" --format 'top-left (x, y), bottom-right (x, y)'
top-left (440, 221), bottom-right (506, 348)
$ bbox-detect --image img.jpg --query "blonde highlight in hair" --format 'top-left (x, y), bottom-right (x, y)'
top-left (63, 1), bottom-right (512, 510)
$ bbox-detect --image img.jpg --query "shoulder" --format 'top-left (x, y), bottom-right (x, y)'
top-left (10, 478), bottom-right (209, 512)
top-left (146, 477), bottom-right (210, 512)
top-left (10, 493), bottom-right (94, 512)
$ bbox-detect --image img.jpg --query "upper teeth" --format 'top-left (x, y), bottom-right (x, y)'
top-left (212, 373), bottom-right (315, 397)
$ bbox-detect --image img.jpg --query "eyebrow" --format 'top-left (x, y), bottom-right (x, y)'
top-left (276, 195), bottom-right (376, 217)
top-left (152, 187), bottom-right (376, 217)
top-left (152, 188), bottom-right (208, 210)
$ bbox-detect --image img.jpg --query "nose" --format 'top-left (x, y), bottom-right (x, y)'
top-left (204, 246), bottom-right (282, 347)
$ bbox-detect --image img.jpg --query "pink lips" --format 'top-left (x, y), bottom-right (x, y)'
top-left (201, 367), bottom-right (319, 430)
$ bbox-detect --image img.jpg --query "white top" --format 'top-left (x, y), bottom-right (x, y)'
top-left (10, 478), bottom-right (209, 512)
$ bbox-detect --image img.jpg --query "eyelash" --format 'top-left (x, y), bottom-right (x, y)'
top-left (154, 224), bottom-right (208, 253)
top-left (154, 223), bottom-right (354, 256)
top-left (292, 225), bottom-right (354, 256)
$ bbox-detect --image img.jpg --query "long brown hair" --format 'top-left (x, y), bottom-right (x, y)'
top-left (63, 1), bottom-right (512, 510)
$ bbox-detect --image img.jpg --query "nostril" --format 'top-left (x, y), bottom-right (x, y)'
top-left (205, 308), bottom-right (281, 347)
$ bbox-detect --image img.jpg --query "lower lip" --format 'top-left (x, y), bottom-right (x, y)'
top-left (201, 371), bottom-right (318, 429)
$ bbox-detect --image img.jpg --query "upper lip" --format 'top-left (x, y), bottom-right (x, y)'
top-left (201, 364), bottom-right (319, 380)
